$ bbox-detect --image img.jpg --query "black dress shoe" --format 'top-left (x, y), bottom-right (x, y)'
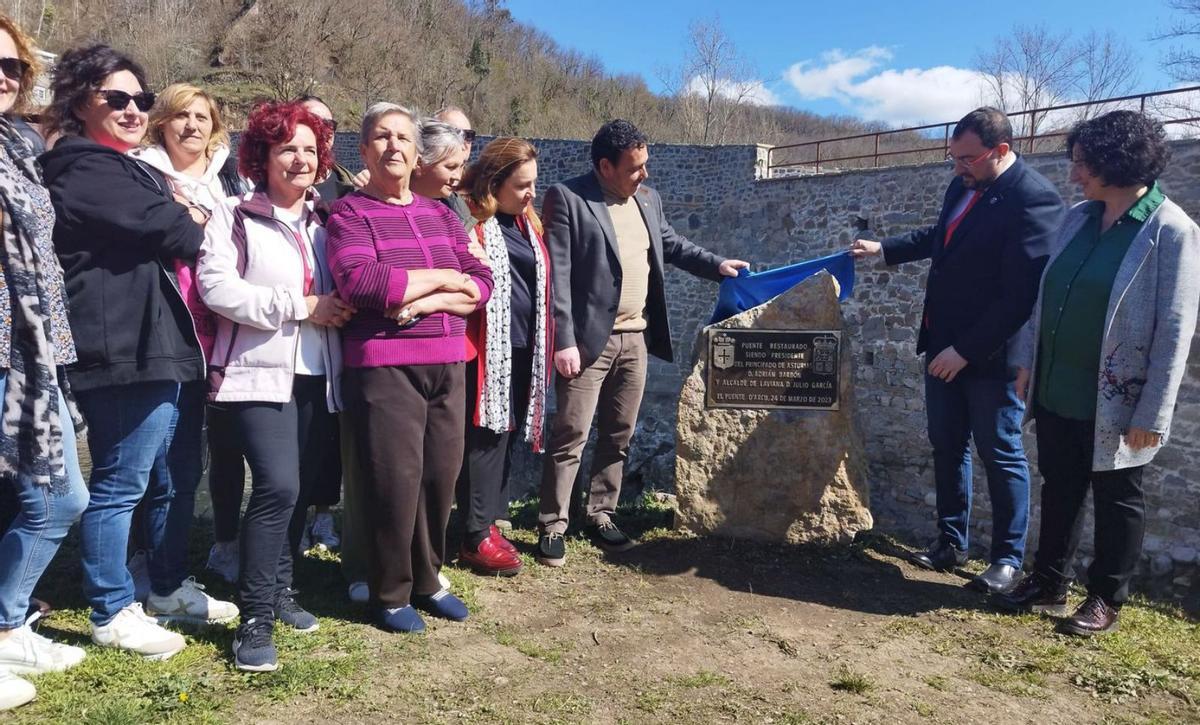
top-left (992, 573), bottom-right (1069, 616)
top-left (1058, 595), bottom-right (1119, 637)
top-left (967, 563), bottom-right (1019, 594)
top-left (910, 539), bottom-right (967, 572)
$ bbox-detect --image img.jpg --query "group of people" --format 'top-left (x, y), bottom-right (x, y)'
top-left (0, 10), bottom-right (1196, 713)
top-left (0, 13), bottom-right (748, 708)
top-left (851, 106), bottom-right (1199, 637)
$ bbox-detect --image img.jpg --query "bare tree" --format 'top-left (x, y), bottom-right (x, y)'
top-left (976, 25), bottom-right (1081, 124)
top-left (976, 25), bottom-right (1137, 146)
top-left (1076, 31), bottom-right (1138, 105)
top-left (1155, 0), bottom-right (1200, 82)
top-left (668, 17), bottom-right (762, 144)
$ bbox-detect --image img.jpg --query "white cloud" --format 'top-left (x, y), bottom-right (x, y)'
top-left (782, 47), bottom-right (992, 126)
top-left (685, 75), bottom-right (781, 106)
top-left (783, 46), bottom-right (893, 99)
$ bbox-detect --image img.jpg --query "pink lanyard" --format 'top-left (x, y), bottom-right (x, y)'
top-left (284, 224), bottom-right (314, 295)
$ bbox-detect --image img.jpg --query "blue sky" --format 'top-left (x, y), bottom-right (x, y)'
top-left (504, 0), bottom-right (1186, 126)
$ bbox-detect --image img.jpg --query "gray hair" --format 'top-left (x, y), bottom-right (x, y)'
top-left (359, 102), bottom-right (423, 155)
top-left (419, 120), bottom-right (466, 165)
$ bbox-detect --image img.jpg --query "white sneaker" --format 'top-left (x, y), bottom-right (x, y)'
top-left (90, 603), bottom-right (186, 660)
top-left (0, 623), bottom-right (86, 674)
top-left (146, 577), bottom-right (239, 626)
top-left (347, 581), bottom-right (369, 604)
top-left (438, 571), bottom-right (452, 591)
top-left (128, 549), bottom-right (151, 602)
top-left (0, 671), bottom-right (35, 711)
top-left (206, 540), bottom-right (239, 584)
top-left (309, 512), bottom-right (341, 550)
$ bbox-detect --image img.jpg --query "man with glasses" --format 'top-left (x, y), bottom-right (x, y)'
top-left (849, 107), bottom-right (1064, 594)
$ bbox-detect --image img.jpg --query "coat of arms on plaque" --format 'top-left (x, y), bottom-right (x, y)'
top-left (711, 334), bottom-right (736, 370)
top-left (811, 335), bottom-right (838, 376)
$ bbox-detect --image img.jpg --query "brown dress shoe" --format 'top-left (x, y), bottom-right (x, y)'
top-left (1058, 595), bottom-right (1119, 637)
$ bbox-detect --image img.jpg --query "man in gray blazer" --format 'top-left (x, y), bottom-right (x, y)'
top-left (537, 119), bottom-right (748, 566)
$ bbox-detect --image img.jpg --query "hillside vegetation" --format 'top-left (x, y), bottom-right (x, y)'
top-left (4, 0), bottom-right (886, 145)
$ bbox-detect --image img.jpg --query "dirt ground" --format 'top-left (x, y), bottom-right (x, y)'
top-left (11, 497), bottom-right (1200, 725)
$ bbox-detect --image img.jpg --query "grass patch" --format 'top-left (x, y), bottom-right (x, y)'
top-left (829, 665), bottom-right (874, 694)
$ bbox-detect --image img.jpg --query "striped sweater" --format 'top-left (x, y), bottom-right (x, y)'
top-left (326, 191), bottom-right (493, 368)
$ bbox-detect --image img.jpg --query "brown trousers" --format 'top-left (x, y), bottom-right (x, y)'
top-left (343, 363), bottom-right (465, 608)
top-left (539, 332), bottom-right (647, 535)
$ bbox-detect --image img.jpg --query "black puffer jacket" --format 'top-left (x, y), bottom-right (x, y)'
top-left (42, 135), bottom-right (204, 391)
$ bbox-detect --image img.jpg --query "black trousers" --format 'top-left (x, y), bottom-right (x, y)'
top-left (457, 348), bottom-right (533, 546)
top-left (218, 375), bottom-right (337, 621)
top-left (207, 406), bottom-right (247, 544)
top-left (1032, 410), bottom-right (1146, 607)
top-left (208, 393), bottom-right (341, 542)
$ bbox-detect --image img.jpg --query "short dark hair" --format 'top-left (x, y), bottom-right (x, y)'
top-left (44, 44), bottom-right (149, 138)
top-left (591, 118), bottom-right (647, 168)
top-left (1066, 110), bottom-right (1169, 188)
top-left (952, 107), bottom-right (1013, 149)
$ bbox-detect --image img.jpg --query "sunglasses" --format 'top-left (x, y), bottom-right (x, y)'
top-left (95, 89), bottom-right (157, 112)
top-left (321, 117), bottom-right (338, 133)
top-left (0, 57), bottom-right (29, 82)
top-left (461, 128), bottom-right (477, 143)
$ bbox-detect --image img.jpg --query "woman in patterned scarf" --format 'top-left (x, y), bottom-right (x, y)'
top-left (456, 137), bottom-right (553, 576)
top-left (0, 14), bottom-right (89, 712)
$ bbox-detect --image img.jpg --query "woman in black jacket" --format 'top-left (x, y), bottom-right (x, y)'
top-left (41, 45), bottom-right (206, 660)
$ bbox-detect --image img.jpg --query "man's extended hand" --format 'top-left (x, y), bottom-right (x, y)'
top-left (849, 239), bottom-right (882, 259)
top-left (928, 345), bottom-right (968, 382)
top-left (554, 347), bottom-right (582, 379)
top-left (718, 259), bottom-right (750, 277)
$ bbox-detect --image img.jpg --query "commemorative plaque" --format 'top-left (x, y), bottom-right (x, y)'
top-left (705, 329), bottom-right (840, 410)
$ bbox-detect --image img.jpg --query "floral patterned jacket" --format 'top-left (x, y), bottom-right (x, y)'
top-left (1011, 197), bottom-right (1200, 471)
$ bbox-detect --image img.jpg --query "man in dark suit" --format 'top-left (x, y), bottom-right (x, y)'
top-left (850, 107), bottom-right (1065, 594)
top-left (537, 119), bottom-right (748, 566)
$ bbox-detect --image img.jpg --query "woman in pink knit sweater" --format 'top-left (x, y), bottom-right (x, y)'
top-left (326, 102), bottom-right (492, 634)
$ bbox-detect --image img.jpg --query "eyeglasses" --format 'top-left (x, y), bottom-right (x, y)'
top-left (945, 148), bottom-right (995, 167)
top-left (0, 57), bottom-right (29, 82)
top-left (95, 89), bottom-right (156, 113)
top-left (319, 117), bottom-right (338, 133)
top-left (461, 128), bottom-right (477, 143)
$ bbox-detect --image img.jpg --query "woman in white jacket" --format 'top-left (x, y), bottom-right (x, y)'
top-left (125, 83), bottom-right (242, 626)
top-left (197, 100), bottom-right (352, 672)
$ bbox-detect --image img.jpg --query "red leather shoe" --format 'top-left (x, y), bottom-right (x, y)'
top-left (460, 536), bottom-right (522, 576)
top-left (490, 525), bottom-right (518, 556)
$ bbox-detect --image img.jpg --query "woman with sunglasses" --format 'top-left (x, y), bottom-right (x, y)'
top-left (115, 82), bottom-right (244, 624)
top-left (41, 45), bottom-right (205, 660)
top-left (198, 101), bottom-right (352, 671)
top-left (0, 15), bottom-right (89, 712)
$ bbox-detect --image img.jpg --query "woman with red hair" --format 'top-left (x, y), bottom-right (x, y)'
top-left (197, 100), bottom-right (354, 671)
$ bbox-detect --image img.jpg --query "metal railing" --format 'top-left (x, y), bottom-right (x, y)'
top-left (767, 86), bottom-right (1200, 175)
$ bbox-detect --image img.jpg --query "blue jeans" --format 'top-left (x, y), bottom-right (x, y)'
top-left (143, 381), bottom-right (205, 597)
top-left (0, 373), bottom-right (89, 629)
top-left (924, 370), bottom-right (1030, 567)
top-left (76, 381), bottom-right (181, 625)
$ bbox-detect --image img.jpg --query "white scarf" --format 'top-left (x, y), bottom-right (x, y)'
top-left (477, 214), bottom-right (550, 451)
